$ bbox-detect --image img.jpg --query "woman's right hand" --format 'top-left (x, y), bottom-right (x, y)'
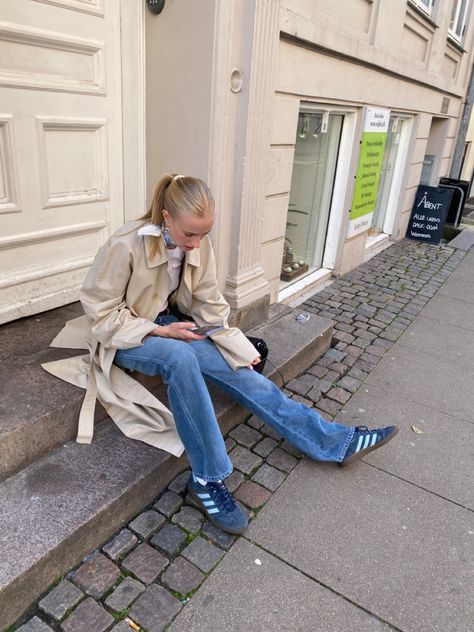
top-left (151, 321), bottom-right (206, 342)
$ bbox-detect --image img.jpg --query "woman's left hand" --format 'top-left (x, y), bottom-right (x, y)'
top-left (246, 356), bottom-right (261, 370)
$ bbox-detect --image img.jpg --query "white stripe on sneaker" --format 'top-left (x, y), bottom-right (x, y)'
top-left (203, 500), bottom-right (215, 507)
top-left (362, 435), bottom-right (371, 450)
top-left (197, 493), bottom-right (211, 499)
top-left (355, 435), bottom-right (364, 453)
top-left (370, 433), bottom-right (378, 447)
top-left (207, 507), bottom-right (219, 514)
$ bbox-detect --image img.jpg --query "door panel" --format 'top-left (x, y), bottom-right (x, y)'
top-left (0, 0), bottom-right (123, 324)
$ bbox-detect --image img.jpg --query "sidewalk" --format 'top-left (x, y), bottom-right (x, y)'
top-left (12, 239), bottom-right (473, 632)
top-left (169, 244), bottom-right (474, 632)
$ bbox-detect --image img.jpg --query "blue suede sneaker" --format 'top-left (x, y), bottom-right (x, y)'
top-left (341, 425), bottom-right (399, 466)
top-left (187, 476), bottom-right (248, 535)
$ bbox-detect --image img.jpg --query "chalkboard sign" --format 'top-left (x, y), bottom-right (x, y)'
top-left (406, 186), bottom-right (453, 245)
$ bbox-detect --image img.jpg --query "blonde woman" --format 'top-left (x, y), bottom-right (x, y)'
top-left (44, 174), bottom-right (398, 535)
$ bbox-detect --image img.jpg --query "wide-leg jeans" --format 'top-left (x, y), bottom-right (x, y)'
top-left (115, 316), bottom-right (354, 482)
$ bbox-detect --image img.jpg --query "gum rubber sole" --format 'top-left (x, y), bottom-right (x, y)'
top-left (339, 426), bottom-right (399, 467)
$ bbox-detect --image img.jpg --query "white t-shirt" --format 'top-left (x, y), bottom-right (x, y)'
top-left (137, 223), bottom-right (185, 298)
top-left (166, 246), bottom-right (185, 293)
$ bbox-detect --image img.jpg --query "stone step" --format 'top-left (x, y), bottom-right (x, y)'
top-left (0, 303), bottom-right (107, 482)
top-left (448, 226), bottom-right (474, 250)
top-left (0, 303), bottom-right (331, 483)
top-left (0, 304), bottom-right (332, 629)
top-left (0, 420), bottom-right (183, 631)
top-left (249, 306), bottom-right (333, 384)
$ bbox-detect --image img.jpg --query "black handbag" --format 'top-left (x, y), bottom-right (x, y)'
top-left (247, 336), bottom-right (268, 374)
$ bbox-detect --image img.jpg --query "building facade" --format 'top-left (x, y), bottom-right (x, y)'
top-left (1, 0), bottom-right (473, 326)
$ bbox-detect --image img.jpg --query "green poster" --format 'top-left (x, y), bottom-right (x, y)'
top-left (350, 131), bottom-right (388, 220)
top-left (348, 107), bottom-right (390, 237)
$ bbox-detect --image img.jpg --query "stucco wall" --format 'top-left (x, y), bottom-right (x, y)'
top-left (143, 0), bottom-right (474, 308)
top-left (145, 0), bottom-right (216, 201)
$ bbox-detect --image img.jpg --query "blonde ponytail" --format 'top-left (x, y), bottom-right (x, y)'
top-left (140, 174), bottom-right (215, 255)
top-left (141, 173), bottom-right (215, 226)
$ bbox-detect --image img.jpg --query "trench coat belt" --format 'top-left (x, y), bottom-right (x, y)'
top-left (77, 340), bottom-right (98, 444)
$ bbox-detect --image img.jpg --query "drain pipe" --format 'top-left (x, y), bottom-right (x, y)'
top-left (450, 62), bottom-right (474, 178)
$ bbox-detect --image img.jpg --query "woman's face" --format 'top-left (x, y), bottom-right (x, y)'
top-left (162, 209), bottom-right (214, 251)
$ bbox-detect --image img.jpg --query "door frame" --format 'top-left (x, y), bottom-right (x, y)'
top-left (382, 115), bottom-right (413, 235)
top-left (375, 113), bottom-right (414, 237)
top-left (278, 103), bottom-right (357, 303)
top-left (120, 0), bottom-right (146, 220)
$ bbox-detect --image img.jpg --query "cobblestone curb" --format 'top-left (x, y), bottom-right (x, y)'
top-left (13, 240), bottom-right (465, 632)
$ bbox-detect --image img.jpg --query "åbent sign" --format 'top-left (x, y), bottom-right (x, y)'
top-left (406, 186), bottom-right (453, 245)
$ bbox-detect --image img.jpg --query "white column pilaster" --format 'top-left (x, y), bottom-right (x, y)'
top-left (209, 0), bottom-right (280, 310)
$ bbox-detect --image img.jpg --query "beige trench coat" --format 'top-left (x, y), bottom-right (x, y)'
top-left (42, 220), bottom-right (260, 457)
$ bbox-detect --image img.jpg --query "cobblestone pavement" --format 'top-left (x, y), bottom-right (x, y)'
top-left (13, 240), bottom-right (465, 632)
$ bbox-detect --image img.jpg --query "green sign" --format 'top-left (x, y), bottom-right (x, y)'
top-left (348, 108), bottom-right (390, 237)
top-left (350, 132), bottom-right (388, 219)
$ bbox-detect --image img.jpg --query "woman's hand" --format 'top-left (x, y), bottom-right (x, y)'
top-left (151, 322), bottom-right (206, 342)
top-left (246, 356), bottom-right (261, 370)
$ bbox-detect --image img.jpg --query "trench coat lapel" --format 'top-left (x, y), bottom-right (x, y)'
top-left (143, 233), bottom-right (200, 311)
top-left (143, 235), bottom-right (167, 268)
top-left (143, 233), bottom-right (201, 269)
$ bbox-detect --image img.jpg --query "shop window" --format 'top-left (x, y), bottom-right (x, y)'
top-left (370, 115), bottom-right (412, 236)
top-left (449, 0), bottom-right (470, 41)
top-left (281, 111), bottom-right (343, 285)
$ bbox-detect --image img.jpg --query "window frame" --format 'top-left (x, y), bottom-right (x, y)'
top-left (449, 0), bottom-right (471, 42)
top-left (408, 0), bottom-right (435, 17)
top-left (278, 104), bottom-right (357, 302)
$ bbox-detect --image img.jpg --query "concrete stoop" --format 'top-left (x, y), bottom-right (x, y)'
top-left (0, 303), bottom-right (332, 630)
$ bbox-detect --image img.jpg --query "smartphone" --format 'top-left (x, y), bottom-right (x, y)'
top-left (190, 325), bottom-right (225, 336)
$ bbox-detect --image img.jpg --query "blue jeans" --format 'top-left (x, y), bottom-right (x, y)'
top-left (115, 315), bottom-right (354, 481)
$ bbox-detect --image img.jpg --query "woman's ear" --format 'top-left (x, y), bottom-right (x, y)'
top-left (162, 209), bottom-right (170, 224)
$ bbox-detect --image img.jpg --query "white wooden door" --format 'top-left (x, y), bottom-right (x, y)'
top-left (0, 0), bottom-right (124, 324)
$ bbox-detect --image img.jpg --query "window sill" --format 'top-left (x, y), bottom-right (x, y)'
top-left (364, 234), bottom-right (392, 262)
top-left (447, 34), bottom-right (466, 54)
top-left (279, 267), bottom-right (333, 304)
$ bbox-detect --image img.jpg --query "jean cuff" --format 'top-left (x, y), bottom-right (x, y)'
top-left (192, 463), bottom-right (233, 483)
top-left (338, 426), bottom-right (355, 462)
